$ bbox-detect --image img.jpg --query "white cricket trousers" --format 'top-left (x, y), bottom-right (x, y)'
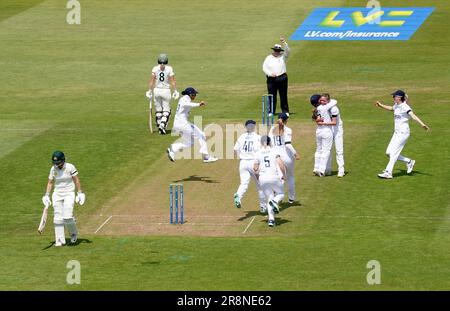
top-left (52, 191), bottom-right (77, 244)
top-left (236, 160), bottom-right (266, 208)
top-left (171, 122), bottom-right (209, 155)
top-left (259, 176), bottom-right (284, 222)
top-left (280, 153), bottom-right (295, 201)
top-left (326, 126), bottom-right (345, 174)
top-left (153, 88), bottom-right (171, 112)
top-left (384, 130), bottom-right (411, 174)
top-left (314, 127), bottom-right (333, 174)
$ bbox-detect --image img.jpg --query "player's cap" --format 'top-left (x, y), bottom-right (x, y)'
top-left (245, 120), bottom-right (256, 126)
top-left (278, 112), bottom-right (289, 121)
top-left (310, 94), bottom-right (321, 107)
top-left (261, 135), bottom-right (271, 146)
top-left (52, 151), bottom-right (65, 164)
top-left (158, 53), bottom-right (168, 64)
top-left (181, 87), bottom-right (198, 96)
top-left (391, 90), bottom-right (406, 97)
top-left (271, 44), bottom-right (284, 52)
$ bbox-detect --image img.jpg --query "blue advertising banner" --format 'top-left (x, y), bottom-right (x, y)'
top-left (290, 7), bottom-right (434, 41)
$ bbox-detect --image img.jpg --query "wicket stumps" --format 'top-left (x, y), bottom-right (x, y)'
top-left (262, 94), bottom-right (274, 126)
top-left (169, 184), bottom-right (184, 224)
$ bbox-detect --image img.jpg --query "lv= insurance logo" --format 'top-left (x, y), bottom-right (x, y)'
top-left (290, 7), bottom-right (435, 41)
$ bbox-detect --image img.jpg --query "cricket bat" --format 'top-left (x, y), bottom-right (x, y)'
top-left (148, 97), bottom-right (153, 133)
top-left (38, 206), bottom-right (48, 234)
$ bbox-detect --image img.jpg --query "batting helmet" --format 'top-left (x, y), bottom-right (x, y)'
top-left (52, 151), bottom-right (65, 165)
top-left (310, 94), bottom-right (321, 107)
top-left (157, 53), bottom-right (168, 64)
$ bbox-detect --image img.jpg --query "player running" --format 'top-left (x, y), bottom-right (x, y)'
top-left (374, 90), bottom-right (430, 179)
top-left (269, 112), bottom-right (300, 203)
top-left (146, 54), bottom-right (179, 134)
top-left (41, 151), bottom-right (85, 246)
top-left (166, 87), bottom-right (218, 163)
top-left (233, 120), bottom-right (266, 213)
top-left (253, 136), bottom-right (286, 227)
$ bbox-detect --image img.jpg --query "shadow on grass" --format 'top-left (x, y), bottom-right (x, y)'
top-left (237, 201), bottom-right (301, 221)
top-left (41, 238), bottom-right (93, 250)
top-left (393, 169), bottom-right (432, 178)
top-left (172, 175), bottom-right (219, 183)
top-left (259, 218), bottom-right (291, 227)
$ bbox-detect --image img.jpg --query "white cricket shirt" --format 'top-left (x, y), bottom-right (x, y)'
top-left (393, 102), bottom-right (412, 132)
top-left (234, 132), bottom-right (261, 160)
top-left (49, 163), bottom-right (78, 193)
top-left (152, 65), bottom-right (175, 89)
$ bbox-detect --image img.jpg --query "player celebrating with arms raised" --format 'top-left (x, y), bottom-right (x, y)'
top-left (375, 90), bottom-right (430, 179)
top-left (269, 112), bottom-right (300, 203)
top-left (166, 87), bottom-right (218, 163)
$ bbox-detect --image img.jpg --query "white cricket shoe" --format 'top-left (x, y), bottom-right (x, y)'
top-left (166, 147), bottom-right (175, 162)
top-left (158, 126), bottom-right (166, 135)
top-left (260, 206), bottom-right (267, 214)
top-left (269, 199), bottom-right (280, 214)
top-left (70, 233), bottom-right (78, 244)
top-left (288, 199), bottom-right (295, 204)
top-left (268, 219), bottom-right (275, 227)
top-left (377, 171), bottom-right (393, 179)
top-left (55, 239), bottom-right (65, 247)
top-left (406, 160), bottom-right (415, 174)
top-left (203, 155), bottom-right (218, 163)
top-left (233, 193), bottom-right (241, 209)
top-left (313, 170), bottom-right (324, 177)
top-left (338, 171), bottom-right (345, 178)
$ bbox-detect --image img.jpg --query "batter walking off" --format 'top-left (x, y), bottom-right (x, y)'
top-left (375, 90), bottom-right (430, 179)
top-left (42, 151), bottom-right (85, 246)
top-left (146, 53), bottom-right (179, 134)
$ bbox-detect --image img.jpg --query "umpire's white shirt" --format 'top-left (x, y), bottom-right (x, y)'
top-left (262, 43), bottom-right (290, 77)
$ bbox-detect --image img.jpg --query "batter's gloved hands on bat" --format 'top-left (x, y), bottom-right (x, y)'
top-left (145, 90), bottom-right (153, 99)
top-left (42, 193), bottom-right (51, 207)
top-left (172, 90), bottom-right (179, 100)
top-left (76, 192), bottom-right (86, 206)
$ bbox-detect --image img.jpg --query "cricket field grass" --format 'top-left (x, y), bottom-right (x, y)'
top-left (0, 0), bottom-right (449, 290)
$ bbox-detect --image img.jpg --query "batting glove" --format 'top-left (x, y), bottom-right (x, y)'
top-left (145, 90), bottom-right (153, 99)
top-left (172, 90), bottom-right (179, 100)
top-left (42, 193), bottom-right (51, 207)
top-left (76, 191), bottom-right (86, 206)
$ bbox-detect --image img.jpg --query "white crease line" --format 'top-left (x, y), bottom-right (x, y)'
top-left (94, 216), bottom-right (113, 234)
top-left (110, 222), bottom-right (239, 226)
top-left (243, 216), bottom-right (256, 234)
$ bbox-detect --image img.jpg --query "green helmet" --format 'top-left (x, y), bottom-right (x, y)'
top-left (157, 53), bottom-right (168, 64)
top-left (52, 151), bottom-right (65, 164)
